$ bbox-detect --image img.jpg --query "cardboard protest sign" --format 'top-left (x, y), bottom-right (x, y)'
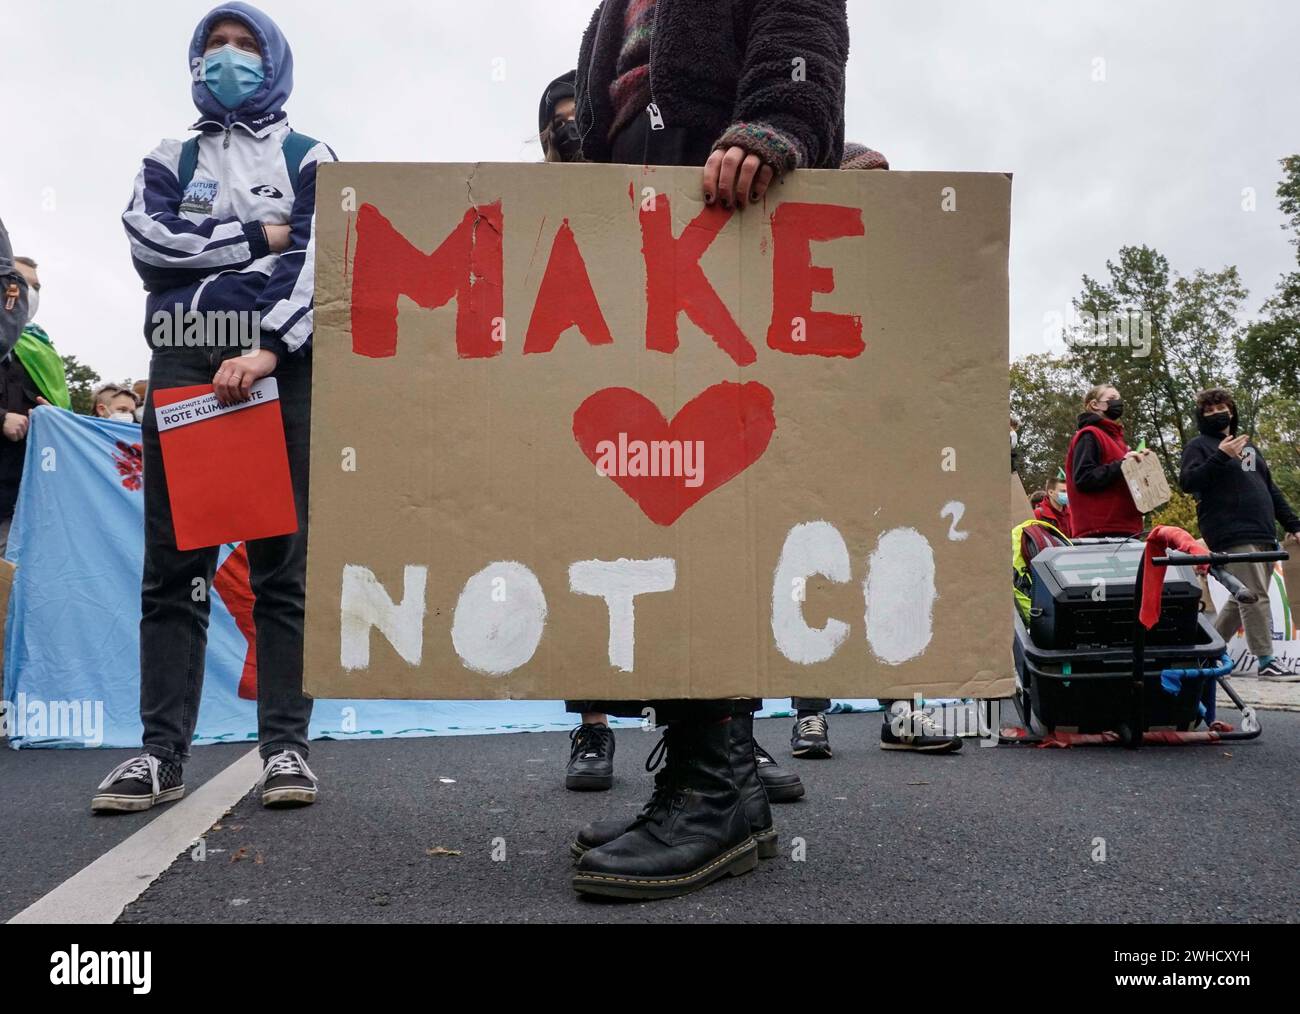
top-left (305, 163), bottom-right (1012, 702)
top-left (1120, 451), bottom-right (1171, 514)
top-left (1012, 472), bottom-right (1035, 526)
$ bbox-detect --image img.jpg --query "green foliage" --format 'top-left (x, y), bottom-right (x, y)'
top-left (1064, 246), bottom-right (1246, 480)
top-left (1149, 488), bottom-right (1201, 539)
top-left (1010, 353), bottom-right (1081, 490)
top-left (1013, 154), bottom-right (1300, 530)
top-left (61, 354), bottom-right (101, 416)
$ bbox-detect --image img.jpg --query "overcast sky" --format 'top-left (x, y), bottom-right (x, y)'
top-left (4, 0), bottom-right (1297, 383)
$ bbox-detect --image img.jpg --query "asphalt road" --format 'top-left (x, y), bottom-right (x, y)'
top-left (28, 710), bottom-right (1278, 923)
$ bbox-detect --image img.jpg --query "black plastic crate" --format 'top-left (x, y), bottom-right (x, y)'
top-left (1028, 542), bottom-right (1201, 649)
top-left (1012, 613), bottom-right (1226, 733)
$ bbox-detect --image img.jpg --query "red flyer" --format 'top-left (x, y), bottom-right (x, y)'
top-left (153, 377), bottom-right (297, 550)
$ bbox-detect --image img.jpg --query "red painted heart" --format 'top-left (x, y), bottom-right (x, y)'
top-left (572, 381), bottom-right (776, 526)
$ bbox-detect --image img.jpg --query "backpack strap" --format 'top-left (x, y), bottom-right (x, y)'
top-left (177, 136), bottom-right (201, 191)
top-left (177, 130), bottom-right (320, 198)
top-left (280, 131), bottom-right (321, 194)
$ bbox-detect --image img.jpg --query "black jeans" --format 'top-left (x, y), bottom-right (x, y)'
top-left (793, 697), bottom-right (899, 717)
top-left (139, 346), bottom-right (313, 763)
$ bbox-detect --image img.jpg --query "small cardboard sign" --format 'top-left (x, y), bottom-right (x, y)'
top-left (1121, 451), bottom-right (1171, 514)
top-left (306, 162), bottom-right (1013, 701)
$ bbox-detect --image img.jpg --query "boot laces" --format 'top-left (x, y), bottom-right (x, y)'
top-left (258, 750), bottom-right (315, 787)
top-left (899, 706), bottom-right (942, 737)
top-left (569, 722), bottom-right (612, 760)
top-left (98, 754), bottom-right (158, 792)
top-left (634, 730), bottom-right (689, 822)
top-left (796, 713), bottom-right (828, 739)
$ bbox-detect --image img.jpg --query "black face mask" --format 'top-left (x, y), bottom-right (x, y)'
top-left (1199, 412), bottom-right (1232, 436)
top-left (1103, 400), bottom-right (1124, 421)
top-left (549, 120), bottom-right (582, 162)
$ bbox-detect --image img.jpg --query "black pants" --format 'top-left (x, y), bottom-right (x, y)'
top-left (792, 697), bottom-right (899, 715)
top-left (139, 346), bottom-right (313, 763)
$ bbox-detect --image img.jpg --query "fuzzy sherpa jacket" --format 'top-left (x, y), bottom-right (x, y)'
top-left (574, 0), bottom-right (848, 172)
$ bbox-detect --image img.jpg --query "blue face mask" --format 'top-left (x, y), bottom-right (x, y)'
top-left (203, 44), bottom-right (264, 111)
top-left (1055, 491), bottom-right (1069, 507)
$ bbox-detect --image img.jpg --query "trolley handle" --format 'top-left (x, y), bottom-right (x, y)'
top-left (1153, 548), bottom-right (1289, 568)
top-left (1209, 566), bottom-right (1257, 604)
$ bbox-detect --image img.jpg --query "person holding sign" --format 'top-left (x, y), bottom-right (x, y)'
top-left (94, 3), bottom-right (335, 813)
top-left (1180, 388), bottom-right (1300, 681)
top-left (1065, 384), bottom-right (1149, 539)
top-left (563, 0), bottom-right (848, 900)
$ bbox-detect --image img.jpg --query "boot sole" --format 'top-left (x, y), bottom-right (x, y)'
top-left (880, 741), bottom-right (962, 753)
top-left (565, 773), bottom-right (614, 791)
top-left (91, 785), bottom-right (185, 813)
top-left (762, 780), bottom-right (805, 803)
top-left (261, 787), bottom-right (317, 808)
top-left (791, 745), bottom-right (832, 759)
top-left (572, 827), bottom-right (780, 862)
top-left (572, 838), bottom-right (758, 900)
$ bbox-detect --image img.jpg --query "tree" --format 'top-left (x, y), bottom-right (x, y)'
top-left (61, 354), bottom-right (101, 416)
top-left (1239, 157), bottom-right (1300, 401)
top-left (1063, 245), bottom-right (1247, 482)
top-left (1149, 488), bottom-right (1201, 539)
top-left (1010, 352), bottom-right (1081, 491)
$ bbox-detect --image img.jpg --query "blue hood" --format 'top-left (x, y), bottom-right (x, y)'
top-left (190, 2), bottom-right (293, 124)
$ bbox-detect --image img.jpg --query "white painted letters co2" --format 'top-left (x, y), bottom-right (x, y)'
top-left (339, 522), bottom-right (936, 675)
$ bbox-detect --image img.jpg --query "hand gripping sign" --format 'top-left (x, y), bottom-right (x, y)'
top-left (305, 163), bottom-right (1012, 702)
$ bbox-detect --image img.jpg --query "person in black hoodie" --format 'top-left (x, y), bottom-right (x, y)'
top-left (1180, 387), bottom-right (1300, 681)
top-left (565, 0), bottom-right (845, 901)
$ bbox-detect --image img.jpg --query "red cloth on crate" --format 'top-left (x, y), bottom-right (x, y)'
top-left (1140, 525), bottom-right (1209, 629)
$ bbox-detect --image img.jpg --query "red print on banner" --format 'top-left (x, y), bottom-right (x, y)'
top-left (572, 381), bottom-right (776, 526)
top-left (213, 543), bottom-right (258, 700)
top-left (112, 440), bottom-right (143, 491)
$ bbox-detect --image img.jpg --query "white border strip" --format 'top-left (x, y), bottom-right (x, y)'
top-left (8, 748), bottom-right (262, 924)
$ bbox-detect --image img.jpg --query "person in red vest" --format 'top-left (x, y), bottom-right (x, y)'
top-left (1065, 384), bottom-right (1150, 538)
top-left (1034, 472), bottom-right (1073, 537)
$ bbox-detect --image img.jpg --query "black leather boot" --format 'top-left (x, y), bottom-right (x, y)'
top-left (571, 717), bottom-right (757, 900)
top-left (571, 712), bottom-right (778, 860)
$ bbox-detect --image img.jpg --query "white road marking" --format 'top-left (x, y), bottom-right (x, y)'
top-left (8, 748), bottom-right (262, 924)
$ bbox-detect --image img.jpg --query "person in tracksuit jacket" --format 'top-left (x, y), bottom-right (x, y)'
top-left (93, 2), bottom-right (335, 813)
